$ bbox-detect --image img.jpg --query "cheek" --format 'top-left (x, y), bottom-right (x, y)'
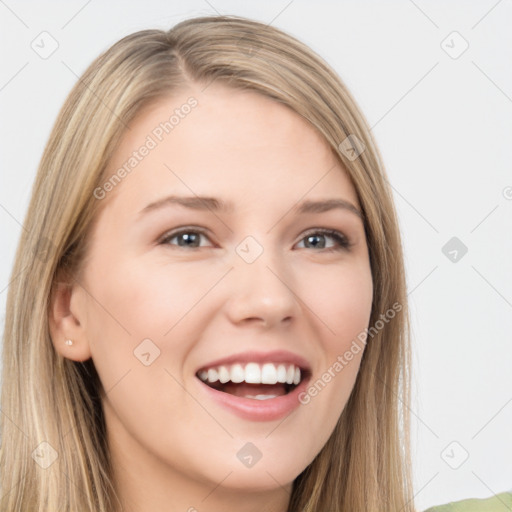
top-left (138, 257), bottom-right (224, 320)
top-left (297, 262), bottom-right (372, 428)
top-left (88, 256), bottom-right (208, 338)
top-left (309, 261), bottom-right (373, 346)
top-left (81, 262), bottom-right (198, 432)
top-left (82, 256), bottom-right (218, 395)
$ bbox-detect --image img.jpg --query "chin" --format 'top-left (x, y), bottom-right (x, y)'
top-left (210, 466), bottom-right (298, 493)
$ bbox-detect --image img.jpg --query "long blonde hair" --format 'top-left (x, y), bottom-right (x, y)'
top-left (0, 15), bottom-right (415, 511)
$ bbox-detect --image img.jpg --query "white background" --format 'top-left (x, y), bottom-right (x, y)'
top-left (1, 1), bottom-right (511, 510)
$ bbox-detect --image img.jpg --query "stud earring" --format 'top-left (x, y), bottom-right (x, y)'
top-left (64, 339), bottom-right (73, 346)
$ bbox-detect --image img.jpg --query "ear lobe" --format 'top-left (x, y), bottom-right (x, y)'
top-left (49, 275), bottom-right (92, 362)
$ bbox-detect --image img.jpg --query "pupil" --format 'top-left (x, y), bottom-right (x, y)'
top-left (307, 235), bottom-right (325, 249)
top-left (179, 233), bottom-right (199, 247)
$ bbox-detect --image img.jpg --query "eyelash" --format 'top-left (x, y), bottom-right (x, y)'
top-left (158, 227), bottom-right (352, 252)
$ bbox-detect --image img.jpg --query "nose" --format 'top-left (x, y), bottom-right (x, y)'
top-left (224, 246), bottom-right (300, 329)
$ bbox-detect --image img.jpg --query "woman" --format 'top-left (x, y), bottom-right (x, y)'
top-left (0, 14), bottom-right (416, 511)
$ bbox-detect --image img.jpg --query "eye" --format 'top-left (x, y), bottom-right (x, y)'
top-left (159, 227), bottom-right (213, 249)
top-left (296, 229), bottom-right (352, 252)
top-left (158, 227), bottom-right (352, 252)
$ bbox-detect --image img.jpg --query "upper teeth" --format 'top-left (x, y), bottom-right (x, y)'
top-left (198, 362), bottom-right (301, 386)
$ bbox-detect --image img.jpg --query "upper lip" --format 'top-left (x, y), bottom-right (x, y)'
top-left (195, 350), bottom-right (312, 374)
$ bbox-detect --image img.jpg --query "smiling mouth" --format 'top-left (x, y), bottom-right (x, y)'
top-left (196, 362), bottom-right (310, 400)
top-left (203, 381), bottom-right (297, 399)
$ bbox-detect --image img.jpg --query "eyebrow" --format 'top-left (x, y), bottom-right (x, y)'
top-left (139, 195), bottom-right (363, 219)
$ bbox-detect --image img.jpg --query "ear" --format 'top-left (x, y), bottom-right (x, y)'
top-left (49, 271), bottom-right (92, 362)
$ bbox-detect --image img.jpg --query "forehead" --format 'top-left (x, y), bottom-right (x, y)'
top-left (100, 84), bottom-right (360, 214)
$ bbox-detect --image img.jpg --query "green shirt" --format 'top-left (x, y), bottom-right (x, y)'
top-left (424, 491), bottom-right (512, 511)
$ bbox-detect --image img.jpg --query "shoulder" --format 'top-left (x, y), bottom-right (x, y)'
top-left (423, 491), bottom-right (512, 512)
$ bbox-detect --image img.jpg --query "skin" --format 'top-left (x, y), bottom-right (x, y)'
top-left (50, 83), bottom-right (373, 512)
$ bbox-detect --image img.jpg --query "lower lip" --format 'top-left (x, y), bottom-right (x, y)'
top-left (196, 375), bottom-right (311, 422)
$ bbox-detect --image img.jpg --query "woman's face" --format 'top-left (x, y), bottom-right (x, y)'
top-left (65, 84), bottom-right (373, 504)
